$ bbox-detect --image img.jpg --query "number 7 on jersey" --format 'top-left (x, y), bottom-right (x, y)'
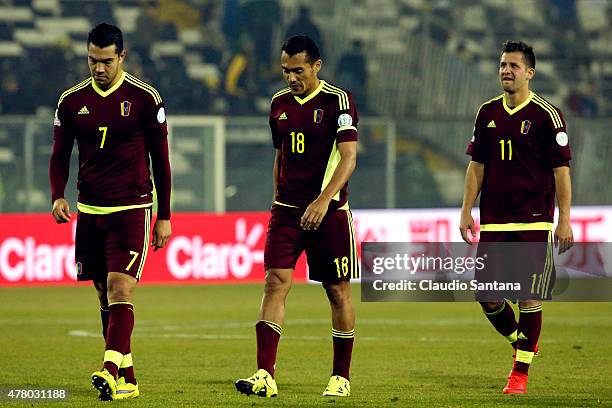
top-left (98, 126), bottom-right (108, 148)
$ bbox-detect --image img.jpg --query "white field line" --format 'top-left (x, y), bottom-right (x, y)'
top-left (68, 329), bottom-right (534, 343)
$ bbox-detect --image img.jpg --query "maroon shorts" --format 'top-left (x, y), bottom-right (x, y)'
top-left (264, 204), bottom-right (359, 282)
top-left (75, 207), bottom-right (152, 281)
top-left (475, 230), bottom-right (555, 301)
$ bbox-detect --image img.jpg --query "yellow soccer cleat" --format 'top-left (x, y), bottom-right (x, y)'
top-left (235, 368), bottom-right (278, 397)
top-left (322, 375), bottom-right (351, 397)
top-left (115, 377), bottom-right (140, 400)
top-left (91, 369), bottom-right (117, 401)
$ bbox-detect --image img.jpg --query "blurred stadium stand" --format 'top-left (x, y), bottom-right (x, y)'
top-left (0, 0), bottom-right (611, 212)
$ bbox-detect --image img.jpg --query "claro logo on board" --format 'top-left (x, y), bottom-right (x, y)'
top-left (167, 218), bottom-right (265, 280)
top-left (0, 237), bottom-right (76, 282)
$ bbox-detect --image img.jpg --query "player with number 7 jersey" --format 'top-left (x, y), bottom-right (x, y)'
top-left (49, 23), bottom-right (171, 401)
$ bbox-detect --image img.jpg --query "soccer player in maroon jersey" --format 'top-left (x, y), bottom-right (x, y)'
top-left (235, 35), bottom-right (358, 398)
top-left (48, 23), bottom-right (171, 401)
top-left (460, 41), bottom-right (573, 394)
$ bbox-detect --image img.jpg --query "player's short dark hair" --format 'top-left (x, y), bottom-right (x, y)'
top-left (282, 35), bottom-right (321, 63)
top-left (87, 23), bottom-right (124, 54)
top-left (501, 41), bottom-right (535, 68)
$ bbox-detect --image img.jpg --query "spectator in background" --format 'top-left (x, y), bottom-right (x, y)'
top-left (239, 0), bottom-right (282, 83)
top-left (336, 39), bottom-right (367, 112)
top-left (566, 82), bottom-right (599, 117)
top-left (285, 6), bottom-right (323, 58)
top-left (0, 73), bottom-right (33, 113)
top-left (225, 35), bottom-right (257, 114)
top-left (200, 1), bottom-right (227, 66)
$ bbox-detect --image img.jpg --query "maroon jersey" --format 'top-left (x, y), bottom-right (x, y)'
top-left (466, 92), bottom-right (571, 228)
top-left (49, 72), bottom-right (172, 219)
top-left (270, 80), bottom-right (358, 210)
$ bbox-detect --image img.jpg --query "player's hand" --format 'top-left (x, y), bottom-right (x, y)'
top-left (301, 196), bottom-right (331, 231)
top-left (51, 198), bottom-right (72, 223)
top-left (459, 211), bottom-right (476, 244)
top-left (152, 219), bottom-right (172, 251)
top-left (554, 219), bottom-right (573, 254)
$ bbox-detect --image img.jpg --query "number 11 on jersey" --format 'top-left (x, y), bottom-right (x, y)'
top-left (499, 139), bottom-right (512, 160)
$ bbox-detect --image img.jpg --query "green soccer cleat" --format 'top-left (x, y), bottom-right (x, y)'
top-left (91, 369), bottom-right (117, 401)
top-left (235, 368), bottom-right (278, 397)
top-left (322, 375), bottom-right (351, 397)
top-left (115, 377), bottom-right (140, 400)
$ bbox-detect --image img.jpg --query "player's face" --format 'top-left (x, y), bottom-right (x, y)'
top-left (281, 51), bottom-right (321, 97)
top-left (88, 43), bottom-right (126, 89)
top-left (499, 52), bottom-right (534, 94)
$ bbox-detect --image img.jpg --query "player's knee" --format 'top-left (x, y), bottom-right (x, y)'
top-left (324, 281), bottom-right (352, 306)
top-left (479, 301), bottom-right (504, 313)
top-left (107, 277), bottom-right (136, 303)
top-left (264, 269), bottom-right (292, 295)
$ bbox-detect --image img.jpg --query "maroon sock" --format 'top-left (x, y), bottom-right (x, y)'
top-left (120, 345), bottom-right (137, 385)
top-left (481, 301), bottom-right (519, 344)
top-left (256, 320), bottom-right (281, 377)
top-left (103, 303), bottom-right (134, 378)
top-left (514, 306), bottom-right (542, 375)
top-left (100, 308), bottom-right (110, 340)
top-left (332, 329), bottom-right (354, 380)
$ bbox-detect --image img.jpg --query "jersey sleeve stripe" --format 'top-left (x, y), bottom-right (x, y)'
top-left (532, 94), bottom-right (563, 128)
top-left (533, 94), bottom-right (562, 123)
top-left (325, 82), bottom-right (350, 110)
top-left (322, 87), bottom-right (346, 110)
top-left (532, 99), bottom-right (561, 128)
top-left (322, 84), bottom-right (349, 110)
top-left (58, 78), bottom-right (92, 106)
top-left (322, 84), bottom-right (348, 109)
top-left (125, 73), bottom-right (162, 104)
top-left (271, 88), bottom-right (291, 101)
top-left (126, 73), bottom-right (162, 102)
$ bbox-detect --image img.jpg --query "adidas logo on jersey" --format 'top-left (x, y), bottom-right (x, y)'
top-left (78, 106), bottom-right (90, 115)
top-left (279, 112), bottom-right (287, 120)
top-left (487, 120), bottom-right (496, 128)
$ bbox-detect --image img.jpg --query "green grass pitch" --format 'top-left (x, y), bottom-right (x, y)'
top-left (1, 284), bottom-right (611, 407)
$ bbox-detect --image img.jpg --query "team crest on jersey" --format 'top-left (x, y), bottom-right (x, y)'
top-left (76, 262), bottom-right (83, 276)
top-left (520, 120), bottom-right (531, 135)
top-left (313, 109), bottom-right (324, 123)
top-left (121, 101), bottom-right (132, 117)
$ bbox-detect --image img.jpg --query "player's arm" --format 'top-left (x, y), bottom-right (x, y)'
top-left (546, 108), bottom-right (573, 254)
top-left (146, 100), bottom-right (172, 250)
top-left (460, 161), bottom-right (484, 244)
top-left (460, 107), bottom-right (487, 244)
top-left (272, 148), bottom-right (281, 201)
top-left (553, 166), bottom-right (573, 253)
top-left (49, 104), bottom-right (74, 223)
top-left (301, 141), bottom-right (357, 231)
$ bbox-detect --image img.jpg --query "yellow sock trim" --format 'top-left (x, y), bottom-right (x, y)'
top-left (108, 301), bottom-right (134, 308)
top-left (504, 329), bottom-right (518, 343)
top-left (332, 328), bottom-right (355, 339)
top-left (483, 302), bottom-right (506, 316)
top-left (259, 320), bottom-right (282, 335)
top-left (519, 305), bottom-right (543, 313)
top-left (104, 350), bottom-right (124, 368)
top-left (516, 349), bottom-right (535, 364)
top-left (120, 353), bottom-right (133, 368)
